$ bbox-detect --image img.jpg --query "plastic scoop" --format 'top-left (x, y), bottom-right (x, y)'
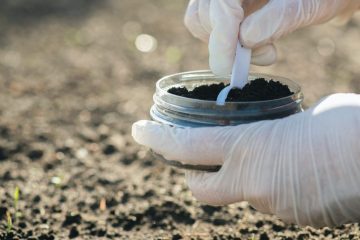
top-left (216, 42), bottom-right (252, 105)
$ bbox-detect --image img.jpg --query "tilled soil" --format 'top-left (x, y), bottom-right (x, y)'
top-left (0, 0), bottom-right (360, 239)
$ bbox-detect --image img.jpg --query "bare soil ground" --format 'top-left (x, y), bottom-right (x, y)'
top-left (0, 1), bottom-right (359, 239)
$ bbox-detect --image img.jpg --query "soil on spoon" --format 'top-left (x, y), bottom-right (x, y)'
top-left (168, 78), bottom-right (293, 101)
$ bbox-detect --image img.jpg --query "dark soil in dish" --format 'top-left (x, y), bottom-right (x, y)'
top-left (168, 78), bottom-right (293, 101)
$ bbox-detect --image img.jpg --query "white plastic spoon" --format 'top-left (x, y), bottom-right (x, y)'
top-left (216, 42), bottom-right (252, 105)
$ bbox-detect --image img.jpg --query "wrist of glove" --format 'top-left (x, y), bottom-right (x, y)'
top-left (185, 0), bottom-right (360, 75)
top-left (132, 93), bottom-right (360, 227)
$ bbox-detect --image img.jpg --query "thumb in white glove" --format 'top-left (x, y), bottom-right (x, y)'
top-left (132, 93), bottom-right (360, 228)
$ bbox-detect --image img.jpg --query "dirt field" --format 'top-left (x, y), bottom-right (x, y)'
top-left (0, 1), bottom-right (359, 239)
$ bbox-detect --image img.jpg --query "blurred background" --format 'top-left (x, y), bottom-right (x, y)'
top-left (0, 0), bottom-right (359, 239)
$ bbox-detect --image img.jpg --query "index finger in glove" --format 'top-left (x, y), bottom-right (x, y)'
top-left (208, 0), bottom-right (244, 75)
top-left (132, 120), bottom-right (235, 166)
top-left (240, 0), bottom-right (301, 48)
top-left (240, 0), bottom-right (352, 49)
top-left (184, 0), bottom-right (211, 42)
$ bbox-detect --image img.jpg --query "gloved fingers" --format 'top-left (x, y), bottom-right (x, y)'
top-left (132, 120), bottom-right (236, 166)
top-left (198, 0), bottom-right (212, 33)
top-left (184, 0), bottom-right (210, 42)
top-left (184, 120), bottom-right (277, 206)
top-left (240, 0), bottom-right (294, 49)
top-left (185, 0), bottom-right (276, 72)
top-left (185, 169), bottom-right (241, 205)
top-left (251, 43), bottom-right (277, 66)
top-left (208, 0), bottom-right (244, 75)
top-left (209, 42), bottom-right (277, 73)
top-left (240, 0), bottom-right (351, 49)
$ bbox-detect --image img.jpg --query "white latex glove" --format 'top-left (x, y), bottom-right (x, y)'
top-left (132, 93), bottom-right (360, 228)
top-left (185, 0), bottom-right (360, 75)
top-left (185, 0), bottom-right (275, 74)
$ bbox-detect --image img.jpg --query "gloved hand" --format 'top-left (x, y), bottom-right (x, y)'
top-left (185, 0), bottom-right (360, 75)
top-left (132, 93), bottom-right (360, 228)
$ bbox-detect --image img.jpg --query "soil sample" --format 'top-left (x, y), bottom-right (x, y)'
top-left (168, 78), bottom-right (293, 102)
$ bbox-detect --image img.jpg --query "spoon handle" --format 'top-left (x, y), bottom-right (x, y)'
top-left (230, 42), bottom-right (252, 89)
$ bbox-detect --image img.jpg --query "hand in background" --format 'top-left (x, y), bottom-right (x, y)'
top-left (184, 0), bottom-right (360, 75)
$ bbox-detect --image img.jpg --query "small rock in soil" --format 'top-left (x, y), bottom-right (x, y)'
top-left (272, 223), bottom-right (286, 232)
top-left (26, 230), bottom-right (33, 237)
top-left (172, 233), bottom-right (182, 240)
top-left (0, 206), bottom-right (8, 218)
top-left (297, 233), bottom-right (310, 240)
top-left (142, 190), bottom-right (155, 199)
top-left (27, 149), bottom-right (44, 160)
top-left (239, 228), bottom-right (249, 234)
top-left (121, 192), bottom-right (130, 204)
top-left (63, 212), bottom-right (82, 226)
top-left (32, 195), bottom-right (41, 204)
top-left (1, 171), bottom-right (12, 181)
top-left (201, 205), bottom-right (222, 216)
top-left (259, 233), bottom-right (270, 240)
top-left (122, 214), bottom-right (142, 231)
top-left (18, 221), bottom-right (27, 228)
top-left (0, 126), bottom-right (10, 137)
top-left (144, 201), bottom-right (195, 227)
top-left (38, 234), bottom-right (55, 240)
top-left (69, 226), bottom-right (79, 238)
top-left (97, 228), bottom-right (107, 237)
top-left (213, 218), bottom-right (228, 226)
top-left (323, 228), bottom-right (332, 236)
top-left (255, 221), bottom-right (264, 228)
top-left (103, 144), bottom-right (117, 155)
top-left (0, 146), bottom-right (9, 161)
top-left (120, 154), bottom-right (135, 165)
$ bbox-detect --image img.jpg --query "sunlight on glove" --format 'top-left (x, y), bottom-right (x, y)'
top-left (184, 0), bottom-right (360, 75)
top-left (132, 93), bottom-right (360, 228)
